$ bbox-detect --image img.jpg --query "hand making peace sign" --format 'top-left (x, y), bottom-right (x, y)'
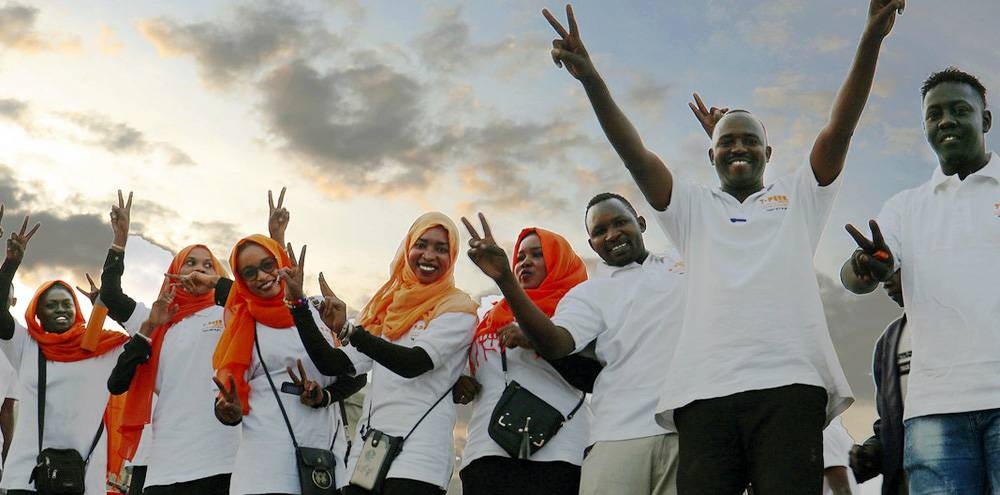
top-left (75, 273), bottom-right (100, 304)
top-left (268, 187), bottom-right (289, 246)
top-left (689, 93), bottom-right (730, 138)
top-left (287, 358), bottom-right (324, 407)
top-left (845, 219), bottom-right (895, 284)
top-left (110, 190), bottom-right (132, 250)
top-left (148, 284), bottom-right (180, 328)
top-left (277, 243), bottom-right (307, 300)
top-left (6, 214), bottom-right (40, 264)
top-left (317, 272), bottom-right (347, 337)
top-left (543, 4), bottom-right (595, 81)
top-left (462, 213), bottom-right (512, 283)
top-left (213, 375), bottom-right (243, 424)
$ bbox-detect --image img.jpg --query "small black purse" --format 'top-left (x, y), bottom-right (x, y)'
top-left (30, 348), bottom-right (105, 495)
top-left (254, 331), bottom-right (338, 495)
top-left (488, 347), bottom-right (585, 459)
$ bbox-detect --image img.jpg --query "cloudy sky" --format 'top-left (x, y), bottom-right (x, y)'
top-left (1, 1), bottom-right (997, 489)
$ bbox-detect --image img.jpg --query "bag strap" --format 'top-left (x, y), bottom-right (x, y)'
top-left (402, 387), bottom-right (451, 443)
top-left (253, 328), bottom-right (300, 449)
top-left (361, 357), bottom-right (452, 444)
top-left (500, 346), bottom-right (586, 420)
top-left (36, 347), bottom-right (106, 462)
top-left (338, 400), bottom-right (352, 465)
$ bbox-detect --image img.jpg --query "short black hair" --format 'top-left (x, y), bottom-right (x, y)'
top-left (922, 67), bottom-right (987, 106)
top-left (586, 192), bottom-right (638, 219)
top-left (715, 109), bottom-right (768, 142)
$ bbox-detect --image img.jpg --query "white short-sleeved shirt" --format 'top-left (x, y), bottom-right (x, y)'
top-left (462, 331), bottom-right (591, 467)
top-left (344, 311), bottom-right (477, 489)
top-left (822, 417), bottom-right (859, 494)
top-left (653, 164), bottom-right (853, 430)
top-left (0, 320), bottom-right (131, 493)
top-left (550, 252), bottom-right (685, 443)
top-left (876, 151), bottom-right (1000, 420)
top-left (120, 303), bottom-right (241, 488)
top-left (0, 324), bottom-right (20, 449)
top-left (229, 307), bottom-right (348, 494)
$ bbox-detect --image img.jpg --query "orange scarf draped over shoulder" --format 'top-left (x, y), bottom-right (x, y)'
top-left (114, 245), bottom-right (227, 462)
top-left (24, 280), bottom-right (130, 482)
top-left (212, 235), bottom-right (292, 414)
top-left (358, 212), bottom-right (477, 341)
top-left (470, 228), bottom-right (587, 374)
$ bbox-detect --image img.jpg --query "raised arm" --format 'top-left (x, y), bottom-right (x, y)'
top-left (810, 0), bottom-right (904, 185)
top-left (0, 214), bottom-right (40, 340)
top-left (108, 285), bottom-right (179, 395)
top-left (99, 190), bottom-right (138, 322)
top-left (545, 5), bottom-right (673, 210)
top-left (463, 214), bottom-right (576, 359)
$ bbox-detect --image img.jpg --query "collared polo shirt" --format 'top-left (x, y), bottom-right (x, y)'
top-left (653, 164), bottom-right (853, 430)
top-left (877, 151), bottom-right (1000, 420)
top-left (551, 252), bottom-right (686, 443)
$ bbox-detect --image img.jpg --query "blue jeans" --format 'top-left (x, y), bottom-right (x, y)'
top-left (904, 408), bottom-right (1000, 494)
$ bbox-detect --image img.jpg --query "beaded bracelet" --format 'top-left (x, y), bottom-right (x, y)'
top-left (284, 297), bottom-right (309, 309)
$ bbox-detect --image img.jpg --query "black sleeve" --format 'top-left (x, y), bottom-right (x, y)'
top-left (214, 278), bottom-right (233, 306)
top-left (547, 353), bottom-right (603, 393)
top-left (851, 431), bottom-right (884, 483)
top-left (99, 249), bottom-right (137, 323)
top-left (107, 335), bottom-right (152, 395)
top-left (325, 373), bottom-right (367, 403)
top-left (349, 327), bottom-right (434, 379)
top-left (291, 305), bottom-right (355, 376)
top-left (0, 259), bottom-right (18, 340)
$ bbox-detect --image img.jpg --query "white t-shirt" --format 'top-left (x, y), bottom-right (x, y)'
top-left (462, 332), bottom-right (591, 467)
top-left (0, 320), bottom-right (131, 493)
top-left (228, 307), bottom-right (348, 494)
top-left (822, 417), bottom-right (859, 495)
top-left (653, 164), bottom-right (853, 430)
top-left (120, 303), bottom-right (241, 488)
top-left (0, 324), bottom-right (20, 450)
top-left (550, 252), bottom-right (685, 443)
top-left (344, 311), bottom-right (477, 489)
top-left (876, 151), bottom-right (1000, 420)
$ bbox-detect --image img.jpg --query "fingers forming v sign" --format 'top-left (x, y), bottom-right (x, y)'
top-left (689, 93), bottom-right (730, 138)
top-left (213, 375), bottom-right (242, 422)
top-left (845, 219), bottom-right (894, 282)
top-left (149, 284), bottom-right (179, 327)
top-left (75, 273), bottom-right (100, 304)
top-left (6, 215), bottom-right (40, 263)
top-left (111, 190), bottom-right (132, 245)
top-left (287, 358), bottom-right (322, 406)
top-left (543, 4), bottom-right (592, 80)
top-left (317, 272), bottom-right (347, 333)
top-left (280, 243), bottom-right (307, 299)
top-left (268, 187), bottom-right (289, 243)
top-left (461, 213), bottom-right (511, 282)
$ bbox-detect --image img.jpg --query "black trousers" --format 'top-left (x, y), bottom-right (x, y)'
top-left (674, 384), bottom-right (827, 495)
top-left (142, 472), bottom-right (231, 495)
top-left (460, 456), bottom-right (582, 495)
top-left (342, 477), bottom-right (445, 495)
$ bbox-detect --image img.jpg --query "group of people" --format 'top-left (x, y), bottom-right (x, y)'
top-left (0, 1), bottom-right (994, 494)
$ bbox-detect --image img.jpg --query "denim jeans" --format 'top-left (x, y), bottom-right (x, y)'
top-left (904, 408), bottom-right (1000, 494)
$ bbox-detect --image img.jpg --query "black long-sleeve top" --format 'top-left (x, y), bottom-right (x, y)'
top-left (291, 305), bottom-right (434, 379)
top-left (0, 259), bottom-right (19, 340)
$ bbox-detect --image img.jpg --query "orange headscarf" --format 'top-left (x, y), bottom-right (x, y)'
top-left (23, 280), bottom-right (130, 484)
top-left (25, 280), bottom-right (129, 361)
top-left (212, 235), bottom-right (292, 413)
top-left (469, 228), bottom-right (587, 374)
top-left (115, 245), bottom-right (227, 462)
top-left (358, 212), bottom-right (477, 341)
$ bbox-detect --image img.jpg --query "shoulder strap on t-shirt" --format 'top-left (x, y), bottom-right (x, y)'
top-left (36, 347), bottom-right (106, 462)
top-left (253, 328), bottom-right (300, 449)
top-left (361, 364), bottom-right (452, 444)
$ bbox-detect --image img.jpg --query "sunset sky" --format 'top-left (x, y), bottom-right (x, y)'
top-left (1, 2), bottom-right (997, 490)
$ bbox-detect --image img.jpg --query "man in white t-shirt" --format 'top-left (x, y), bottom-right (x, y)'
top-left (464, 194), bottom-right (685, 495)
top-left (822, 418), bottom-right (860, 495)
top-left (842, 67), bottom-right (1000, 493)
top-left (1, 284), bottom-right (19, 465)
top-left (542, 1), bottom-right (902, 492)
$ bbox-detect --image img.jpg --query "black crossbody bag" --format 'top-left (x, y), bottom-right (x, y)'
top-left (254, 330), bottom-right (338, 495)
top-left (349, 372), bottom-right (451, 493)
top-left (30, 347), bottom-right (105, 495)
top-left (488, 347), bottom-right (585, 459)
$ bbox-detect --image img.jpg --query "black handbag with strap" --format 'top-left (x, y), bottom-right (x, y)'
top-left (254, 330), bottom-right (338, 495)
top-left (488, 347), bottom-right (585, 459)
top-left (29, 347), bottom-right (105, 495)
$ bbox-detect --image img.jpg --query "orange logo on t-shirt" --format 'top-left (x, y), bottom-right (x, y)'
top-left (759, 194), bottom-right (790, 212)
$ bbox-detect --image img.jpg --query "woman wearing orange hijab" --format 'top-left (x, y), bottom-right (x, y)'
top-left (292, 212), bottom-right (478, 495)
top-left (0, 216), bottom-right (132, 495)
top-left (212, 234), bottom-right (363, 495)
top-left (457, 226), bottom-right (593, 495)
top-left (97, 190), bottom-right (263, 495)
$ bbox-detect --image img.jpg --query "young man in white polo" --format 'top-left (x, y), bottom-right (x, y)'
top-left (464, 193), bottom-right (686, 495)
top-left (542, 1), bottom-right (903, 492)
top-left (842, 67), bottom-right (999, 494)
